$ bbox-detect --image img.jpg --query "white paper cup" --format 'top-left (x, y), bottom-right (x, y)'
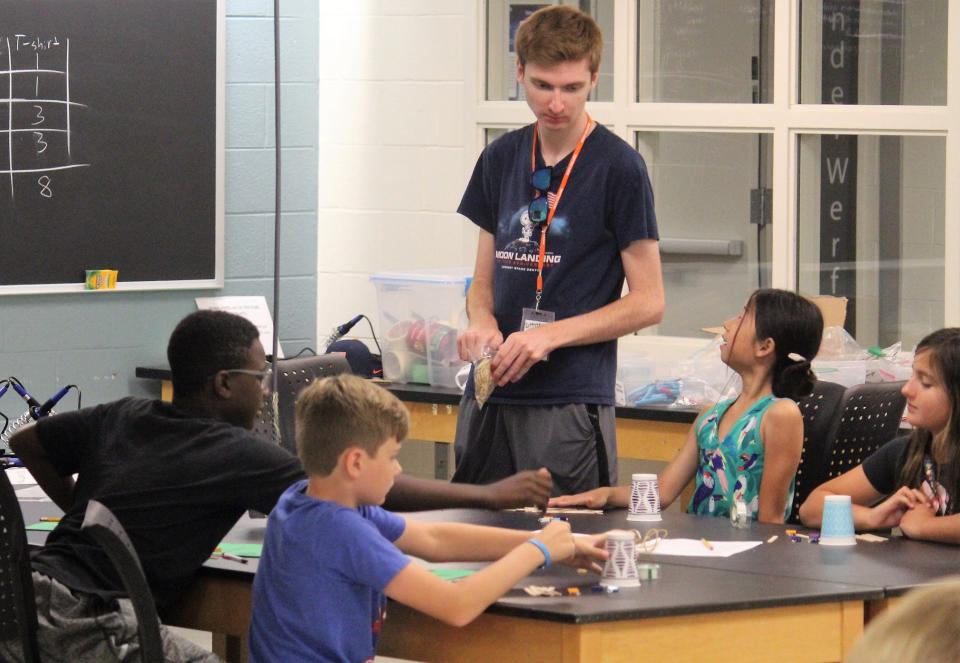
top-left (601, 529), bottom-right (641, 587)
top-left (627, 473), bottom-right (662, 522)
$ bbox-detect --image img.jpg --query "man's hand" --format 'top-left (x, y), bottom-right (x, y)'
top-left (548, 487), bottom-right (614, 510)
top-left (484, 468), bottom-right (552, 509)
top-left (865, 487), bottom-right (930, 530)
top-left (458, 326), bottom-right (504, 363)
top-left (560, 532), bottom-right (608, 574)
top-left (491, 326), bottom-right (557, 386)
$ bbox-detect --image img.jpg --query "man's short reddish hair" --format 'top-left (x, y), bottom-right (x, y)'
top-left (515, 5), bottom-right (603, 74)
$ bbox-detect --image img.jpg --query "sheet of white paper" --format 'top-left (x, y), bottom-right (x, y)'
top-left (195, 296), bottom-right (284, 358)
top-left (643, 538), bottom-right (763, 558)
top-left (5, 468), bottom-right (36, 485)
top-left (15, 485), bottom-right (50, 500)
top-left (507, 507), bottom-right (604, 515)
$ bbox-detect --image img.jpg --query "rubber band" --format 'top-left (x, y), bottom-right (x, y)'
top-left (526, 538), bottom-right (552, 568)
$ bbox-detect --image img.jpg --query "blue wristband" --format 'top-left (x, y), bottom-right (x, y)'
top-left (526, 538), bottom-right (552, 568)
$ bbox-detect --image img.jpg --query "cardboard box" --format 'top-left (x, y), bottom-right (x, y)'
top-left (806, 295), bottom-right (848, 328)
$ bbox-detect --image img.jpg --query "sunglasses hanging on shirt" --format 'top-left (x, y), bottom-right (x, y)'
top-left (529, 167), bottom-right (553, 224)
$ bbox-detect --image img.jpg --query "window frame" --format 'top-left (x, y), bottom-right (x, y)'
top-left (464, 0), bottom-right (960, 327)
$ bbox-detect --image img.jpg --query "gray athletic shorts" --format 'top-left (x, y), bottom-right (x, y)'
top-left (451, 396), bottom-right (618, 496)
top-left (0, 572), bottom-right (221, 663)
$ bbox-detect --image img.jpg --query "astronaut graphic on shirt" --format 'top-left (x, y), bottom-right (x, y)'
top-left (503, 209), bottom-right (539, 256)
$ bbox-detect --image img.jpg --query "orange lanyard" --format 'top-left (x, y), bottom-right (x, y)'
top-left (530, 114), bottom-right (592, 309)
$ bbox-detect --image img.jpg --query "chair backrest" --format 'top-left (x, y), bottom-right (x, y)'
top-left (246, 392), bottom-right (283, 517)
top-left (250, 391), bottom-right (282, 446)
top-left (788, 380), bottom-right (846, 523)
top-left (275, 354), bottom-right (352, 453)
top-left (81, 500), bottom-right (164, 663)
top-left (0, 469), bottom-right (40, 663)
top-left (823, 381), bottom-right (908, 481)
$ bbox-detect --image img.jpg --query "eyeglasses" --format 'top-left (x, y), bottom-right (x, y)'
top-left (528, 167), bottom-right (552, 224)
top-left (222, 367), bottom-right (273, 389)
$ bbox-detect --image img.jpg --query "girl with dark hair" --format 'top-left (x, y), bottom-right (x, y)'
top-left (800, 328), bottom-right (960, 544)
top-left (551, 289), bottom-right (823, 523)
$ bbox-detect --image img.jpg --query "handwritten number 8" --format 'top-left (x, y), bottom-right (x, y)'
top-left (38, 175), bottom-right (53, 199)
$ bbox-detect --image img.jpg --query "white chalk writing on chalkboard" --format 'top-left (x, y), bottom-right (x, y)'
top-left (1, 35), bottom-right (89, 202)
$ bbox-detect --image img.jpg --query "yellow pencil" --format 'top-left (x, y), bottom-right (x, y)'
top-left (700, 537), bottom-right (714, 551)
top-left (39, 517), bottom-right (61, 522)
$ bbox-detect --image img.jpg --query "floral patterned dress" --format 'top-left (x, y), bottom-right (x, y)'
top-left (687, 395), bottom-right (791, 521)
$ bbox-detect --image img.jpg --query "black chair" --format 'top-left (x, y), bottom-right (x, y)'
top-left (250, 391), bottom-right (282, 447)
top-left (0, 469), bottom-right (40, 663)
top-left (788, 380), bottom-right (846, 523)
top-left (823, 381), bottom-right (907, 480)
top-left (246, 392), bottom-right (284, 518)
top-left (81, 500), bottom-right (164, 663)
top-left (274, 354), bottom-right (351, 454)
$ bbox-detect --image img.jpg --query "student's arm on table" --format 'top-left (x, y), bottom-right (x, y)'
top-left (10, 423), bottom-right (75, 512)
top-left (898, 507), bottom-right (960, 544)
top-left (548, 403), bottom-right (705, 510)
top-left (385, 469), bottom-right (552, 512)
top-left (547, 484), bottom-right (625, 509)
top-left (656, 414), bottom-right (703, 510)
top-left (458, 230), bottom-right (503, 362)
top-left (396, 518), bottom-right (605, 569)
top-left (388, 520), bottom-right (605, 627)
top-left (799, 466), bottom-right (928, 530)
top-left (756, 400), bottom-right (804, 524)
top-left (492, 239), bottom-right (665, 385)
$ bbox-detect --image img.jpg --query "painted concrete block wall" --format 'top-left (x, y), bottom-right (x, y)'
top-left (316, 1), bottom-right (476, 347)
top-left (0, 0), bottom-right (317, 412)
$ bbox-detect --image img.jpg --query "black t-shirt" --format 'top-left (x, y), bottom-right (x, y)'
top-left (458, 124), bottom-right (658, 405)
top-left (31, 397), bottom-right (305, 607)
top-left (861, 436), bottom-right (910, 495)
top-left (862, 435), bottom-right (954, 515)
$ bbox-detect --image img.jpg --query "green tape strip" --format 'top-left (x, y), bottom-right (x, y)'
top-left (26, 521), bottom-right (58, 531)
top-left (216, 543), bottom-right (263, 558)
top-left (430, 569), bottom-right (475, 581)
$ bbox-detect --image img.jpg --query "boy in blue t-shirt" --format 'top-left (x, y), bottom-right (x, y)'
top-left (248, 374), bottom-right (607, 662)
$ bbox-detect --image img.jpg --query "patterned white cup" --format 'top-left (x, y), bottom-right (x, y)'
top-left (600, 529), bottom-right (641, 587)
top-left (627, 473), bottom-right (662, 522)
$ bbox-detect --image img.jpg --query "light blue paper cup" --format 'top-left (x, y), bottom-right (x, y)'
top-left (819, 495), bottom-right (856, 546)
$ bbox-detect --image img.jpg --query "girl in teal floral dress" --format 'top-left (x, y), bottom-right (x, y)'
top-left (552, 289), bottom-right (824, 523)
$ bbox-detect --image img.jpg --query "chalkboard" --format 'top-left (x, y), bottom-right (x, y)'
top-left (0, 0), bottom-right (224, 294)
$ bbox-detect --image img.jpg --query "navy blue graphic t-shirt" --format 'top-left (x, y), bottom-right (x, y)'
top-left (458, 123), bottom-right (658, 405)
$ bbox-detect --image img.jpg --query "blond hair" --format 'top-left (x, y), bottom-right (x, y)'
top-left (846, 577), bottom-right (960, 663)
top-left (295, 375), bottom-right (409, 476)
top-left (515, 5), bottom-right (603, 74)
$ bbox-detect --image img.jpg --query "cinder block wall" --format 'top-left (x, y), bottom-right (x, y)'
top-left (315, 1), bottom-right (476, 347)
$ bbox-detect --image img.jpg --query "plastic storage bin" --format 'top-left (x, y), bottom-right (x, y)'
top-left (371, 269), bottom-right (473, 387)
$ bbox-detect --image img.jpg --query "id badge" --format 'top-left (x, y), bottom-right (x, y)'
top-left (520, 307), bottom-right (555, 362)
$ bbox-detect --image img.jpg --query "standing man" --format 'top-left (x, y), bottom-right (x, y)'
top-left (454, 5), bottom-right (665, 495)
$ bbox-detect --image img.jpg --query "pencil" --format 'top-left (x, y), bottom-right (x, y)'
top-left (39, 517), bottom-right (61, 522)
top-left (700, 537), bottom-right (714, 551)
top-left (220, 552), bottom-right (248, 564)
